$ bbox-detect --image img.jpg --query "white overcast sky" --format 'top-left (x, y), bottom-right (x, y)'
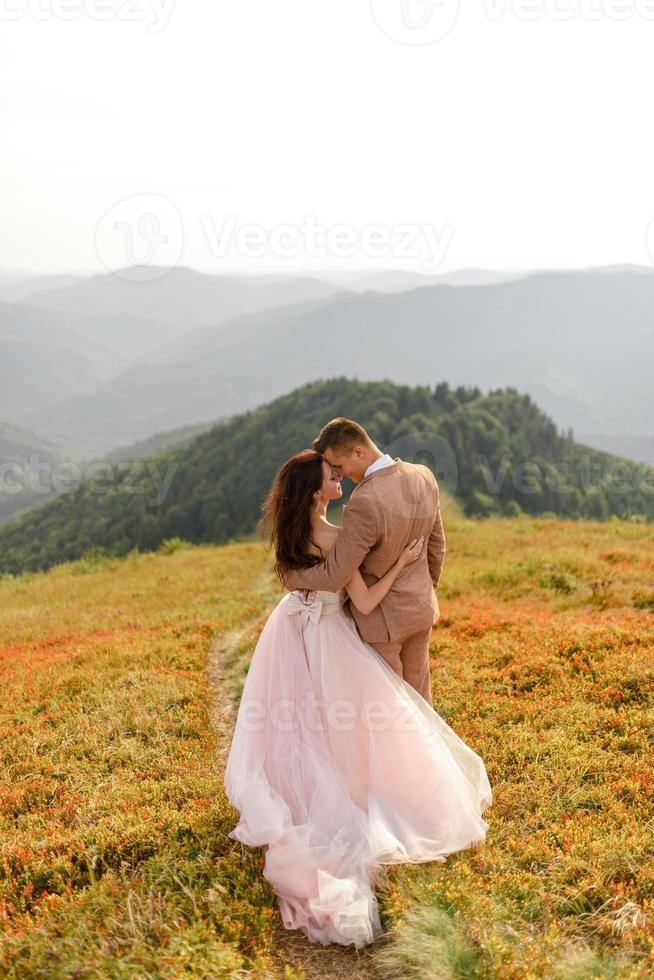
top-left (3, 0), bottom-right (654, 276)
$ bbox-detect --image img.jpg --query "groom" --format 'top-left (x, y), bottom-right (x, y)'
top-left (282, 418), bottom-right (446, 706)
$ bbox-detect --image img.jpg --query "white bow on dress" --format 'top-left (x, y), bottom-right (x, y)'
top-left (286, 591), bottom-right (323, 625)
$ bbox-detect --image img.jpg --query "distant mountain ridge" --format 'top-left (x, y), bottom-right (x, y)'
top-left (11, 267), bottom-right (654, 465)
top-left (0, 419), bottom-right (72, 526)
top-left (0, 417), bottom-right (216, 529)
top-left (2, 263), bottom-right (653, 467)
top-left (0, 302), bottom-right (127, 420)
top-left (0, 273), bottom-right (84, 303)
top-left (0, 265), bottom-right (350, 453)
top-left (22, 264), bottom-right (344, 326)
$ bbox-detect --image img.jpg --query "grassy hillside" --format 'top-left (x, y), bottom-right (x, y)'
top-left (0, 377), bottom-right (652, 576)
top-left (1, 514), bottom-right (652, 977)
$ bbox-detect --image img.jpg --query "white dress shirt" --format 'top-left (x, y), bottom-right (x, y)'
top-left (364, 453), bottom-right (395, 479)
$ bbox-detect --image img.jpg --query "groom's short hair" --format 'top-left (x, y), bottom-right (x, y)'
top-left (312, 417), bottom-right (374, 455)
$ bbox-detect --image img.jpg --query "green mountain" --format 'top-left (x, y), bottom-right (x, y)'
top-left (0, 378), bottom-right (651, 575)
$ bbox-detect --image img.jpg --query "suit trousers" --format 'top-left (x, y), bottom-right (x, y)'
top-left (368, 626), bottom-right (433, 706)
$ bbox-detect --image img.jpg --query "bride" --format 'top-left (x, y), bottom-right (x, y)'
top-left (224, 449), bottom-right (492, 949)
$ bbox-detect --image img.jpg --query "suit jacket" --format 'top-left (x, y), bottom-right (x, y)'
top-left (282, 458), bottom-right (446, 643)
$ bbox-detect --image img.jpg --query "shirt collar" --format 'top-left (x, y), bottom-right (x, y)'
top-left (363, 453), bottom-right (395, 479)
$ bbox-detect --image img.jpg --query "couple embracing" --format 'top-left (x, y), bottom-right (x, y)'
top-left (224, 417), bottom-right (492, 949)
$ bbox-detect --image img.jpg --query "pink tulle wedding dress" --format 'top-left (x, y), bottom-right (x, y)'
top-left (224, 587), bottom-right (492, 948)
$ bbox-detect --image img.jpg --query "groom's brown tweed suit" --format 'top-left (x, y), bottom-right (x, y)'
top-left (282, 458), bottom-right (446, 705)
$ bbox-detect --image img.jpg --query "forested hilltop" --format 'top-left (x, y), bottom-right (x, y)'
top-left (1, 377), bottom-right (652, 575)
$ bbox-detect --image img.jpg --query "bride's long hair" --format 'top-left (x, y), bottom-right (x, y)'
top-left (259, 449), bottom-right (326, 584)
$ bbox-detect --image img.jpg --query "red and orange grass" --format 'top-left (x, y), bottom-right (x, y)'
top-left (0, 513), bottom-right (652, 978)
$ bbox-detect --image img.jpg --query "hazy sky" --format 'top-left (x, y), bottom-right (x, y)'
top-left (3, 0), bottom-right (654, 277)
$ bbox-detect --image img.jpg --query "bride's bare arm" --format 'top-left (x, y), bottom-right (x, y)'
top-left (345, 536), bottom-right (424, 615)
